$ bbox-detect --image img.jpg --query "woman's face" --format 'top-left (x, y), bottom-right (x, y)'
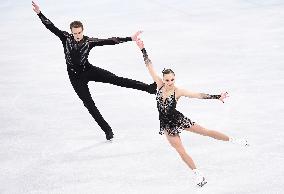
top-left (163, 73), bottom-right (175, 88)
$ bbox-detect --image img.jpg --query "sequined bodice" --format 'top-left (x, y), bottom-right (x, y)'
top-left (156, 86), bottom-right (177, 115)
top-left (156, 86), bottom-right (195, 136)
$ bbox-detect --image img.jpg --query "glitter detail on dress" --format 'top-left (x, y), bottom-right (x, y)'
top-left (156, 85), bottom-right (195, 136)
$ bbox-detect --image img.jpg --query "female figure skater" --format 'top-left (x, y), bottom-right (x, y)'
top-left (135, 39), bottom-right (248, 187)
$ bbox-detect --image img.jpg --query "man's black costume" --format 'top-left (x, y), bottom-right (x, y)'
top-left (37, 12), bottom-right (156, 140)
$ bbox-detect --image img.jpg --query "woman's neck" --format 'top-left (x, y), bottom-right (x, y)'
top-left (164, 85), bottom-right (175, 92)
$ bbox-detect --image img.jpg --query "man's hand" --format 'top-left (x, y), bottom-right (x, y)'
top-left (131, 31), bottom-right (143, 41)
top-left (32, 1), bottom-right (40, 14)
top-left (135, 39), bottom-right (145, 50)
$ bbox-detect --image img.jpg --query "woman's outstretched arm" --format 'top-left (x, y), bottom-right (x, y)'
top-left (178, 88), bottom-right (229, 103)
top-left (135, 39), bottom-right (163, 88)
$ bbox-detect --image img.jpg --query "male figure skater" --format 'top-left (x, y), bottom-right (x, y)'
top-left (32, 1), bottom-right (156, 141)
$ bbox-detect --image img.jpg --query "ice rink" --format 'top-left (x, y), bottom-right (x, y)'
top-left (1, 0), bottom-right (284, 193)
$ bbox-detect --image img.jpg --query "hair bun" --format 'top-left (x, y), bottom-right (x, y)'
top-left (162, 68), bottom-right (175, 75)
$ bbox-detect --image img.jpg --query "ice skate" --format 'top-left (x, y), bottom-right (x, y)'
top-left (229, 137), bottom-right (249, 146)
top-left (105, 131), bottom-right (114, 141)
top-left (193, 169), bottom-right (207, 187)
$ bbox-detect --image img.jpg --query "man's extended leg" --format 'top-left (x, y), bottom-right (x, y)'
top-left (83, 66), bottom-right (157, 94)
top-left (70, 78), bottom-right (113, 140)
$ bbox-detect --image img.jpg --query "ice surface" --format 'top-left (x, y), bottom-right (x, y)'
top-left (1, 0), bottom-right (284, 193)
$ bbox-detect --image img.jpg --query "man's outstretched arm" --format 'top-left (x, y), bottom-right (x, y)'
top-left (32, 1), bottom-right (66, 40)
top-left (89, 31), bottom-right (143, 47)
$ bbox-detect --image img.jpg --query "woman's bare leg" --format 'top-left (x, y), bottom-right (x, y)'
top-left (165, 132), bottom-right (197, 169)
top-left (185, 124), bottom-right (230, 141)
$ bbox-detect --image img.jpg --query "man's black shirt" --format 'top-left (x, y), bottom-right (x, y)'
top-left (37, 12), bottom-right (132, 79)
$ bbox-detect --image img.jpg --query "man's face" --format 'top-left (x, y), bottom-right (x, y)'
top-left (71, 27), bottom-right (84, 42)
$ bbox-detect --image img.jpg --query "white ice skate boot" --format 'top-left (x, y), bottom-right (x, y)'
top-left (229, 137), bottom-right (249, 146)
top-left (193, 169), bottom-right (207, 187)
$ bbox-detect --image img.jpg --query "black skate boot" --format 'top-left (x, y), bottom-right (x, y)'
top-left (105, 130), bottom-right (114, 141)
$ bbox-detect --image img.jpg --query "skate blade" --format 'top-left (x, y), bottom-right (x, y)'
top-left (106, 138), bottom-right (114, 143)
top-left (197, 177), bottom-right (207, 187)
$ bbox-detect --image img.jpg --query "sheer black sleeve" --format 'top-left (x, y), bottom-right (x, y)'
top-left (141, 48), bottom-right (152, 65)
top-left (200, 93), bottom-right (221, 99)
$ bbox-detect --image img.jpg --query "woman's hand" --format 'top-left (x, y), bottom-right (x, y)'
top-left (131, 31), bottom-right (143, 41)
top-left (219, 92), bottom-right (229, 103)
top-left (136, 38), bottom-right (145, 50)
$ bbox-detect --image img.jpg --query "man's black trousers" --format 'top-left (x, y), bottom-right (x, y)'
top-left (69, 66), bottom-right (153, 139)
